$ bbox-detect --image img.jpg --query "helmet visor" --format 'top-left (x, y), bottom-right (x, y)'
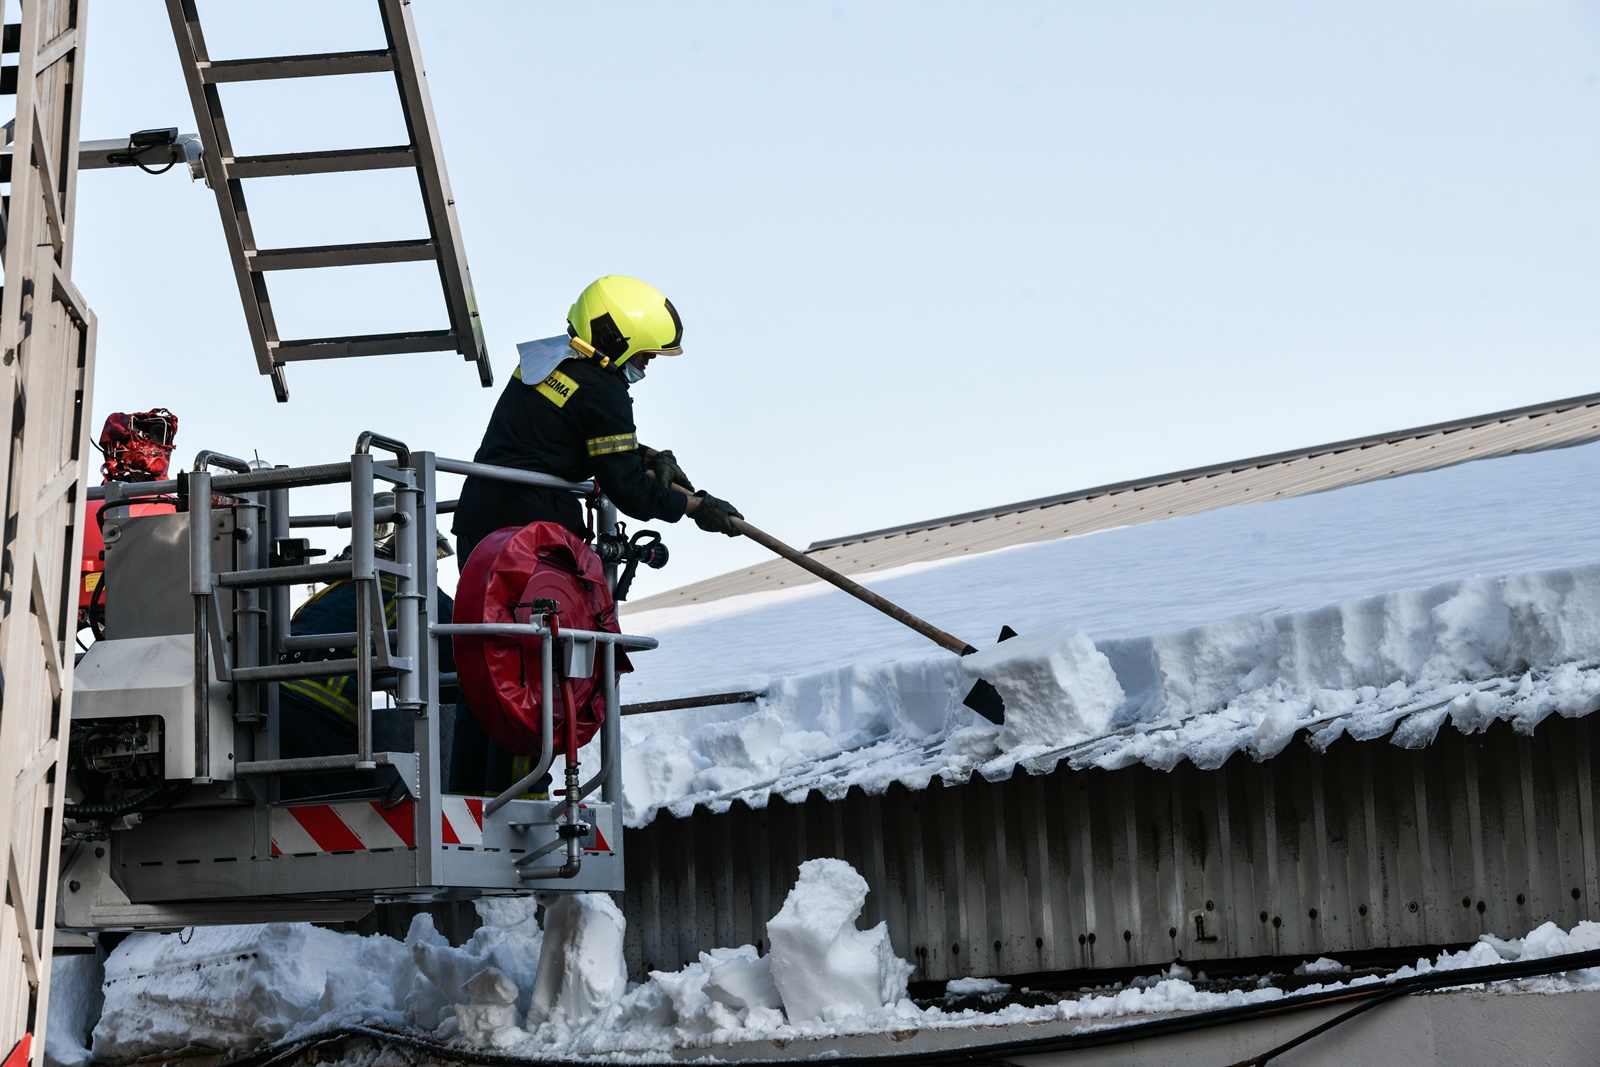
top-left (628, 345), bottom-right (683, 359)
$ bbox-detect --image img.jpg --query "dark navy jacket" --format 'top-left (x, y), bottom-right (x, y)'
top-left (452, 356), bottom-right (686, 554)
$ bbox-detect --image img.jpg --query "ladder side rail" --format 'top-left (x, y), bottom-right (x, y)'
top-left (376, 0), bottom-right (490, 386)
top-left (162, 0), bottom-right (287, 398)
top-left (0, 0), bottom-right (91, 1053)
top-left (36, 287), bottom-right (94, 1050)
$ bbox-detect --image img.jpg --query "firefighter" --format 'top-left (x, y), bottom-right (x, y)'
top-left (277, 516), bottom-right (459, 800)
top-left (449, 275), bottom-right (743, 797)
top-left (451, 274), bottom-right (743, 567)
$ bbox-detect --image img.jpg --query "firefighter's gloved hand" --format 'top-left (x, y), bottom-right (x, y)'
top-left (691, 491), bottom-right (743, 537)
top-left (645, 448), bottom-right (694, 492)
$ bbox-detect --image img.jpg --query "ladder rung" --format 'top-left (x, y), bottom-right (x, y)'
top-left (274, 330), bottom-right (457, 362)
top-left (226, 146), bottom-right (417, 180)
top-left (249, 239), bottom-right (438, 272)
top-left (200, 49), bottom-right (396, 84)
top-left (219, 560), bottom-right (355, 589)
top-left (232, 659), bottom-right (363, 684)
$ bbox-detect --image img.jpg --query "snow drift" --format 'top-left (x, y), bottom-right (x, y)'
top-left (78, 908), bottom-right (1600, 1063)
top-left (86, 860), bottom-right (913, 1062)
top-left (621, 560), bottom-right (1600, 826)
top-left (618, 440), bottom-right (1600, 825)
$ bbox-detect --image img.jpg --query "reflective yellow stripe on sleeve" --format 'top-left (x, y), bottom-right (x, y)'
top-left (586, 433), bottom-right (638, 457)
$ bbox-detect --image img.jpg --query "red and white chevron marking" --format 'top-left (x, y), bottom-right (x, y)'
top-left (269, 796), bottom-right (615, 855)
top-left (441, 796), bottom-right (484, 845)
top-left (271, 799), bottom-right (417, 855)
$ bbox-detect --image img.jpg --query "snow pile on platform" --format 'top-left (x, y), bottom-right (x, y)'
top-left (74, 874), bottom-right (1600, 1063)
top-left (91, 899), bottom-right (547, 1059)
top-left (620, 443), bottom-right (1600, 826)
top-left (84, 860), bottom-right (917, 1061)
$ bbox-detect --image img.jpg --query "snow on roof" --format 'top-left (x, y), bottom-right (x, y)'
top-left (625, 390), bottom-right (1600, 612)
top-left (615, 438), bottom-right (1600, 828)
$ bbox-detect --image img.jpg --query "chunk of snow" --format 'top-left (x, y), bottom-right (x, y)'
top-left (44, 954), bottom-right (101, 1067)
top-left (766, 858), bottom-right (913, 1022)
top-left (93, 924), bottom-right (353, 1058)
top-left (1294, 957), bottom-right (1350, 976)
top-left (613, 945), bottom-right (783, 1041)
top-left (962, 626), bottom-right (1125, 752)
top-left (945, 976), bottom-right (1012, 999)
top-left (526, 892), bottom-right (627, 1028)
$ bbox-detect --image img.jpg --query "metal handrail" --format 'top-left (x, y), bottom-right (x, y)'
top-left (434, 455), bottom-right (593, 495)
top-left (193, 449), bottom-right (252, 473)
top-left (431, 622), bottom-right (658, 651)
top-left (354, 430), bottom-right (410, 468)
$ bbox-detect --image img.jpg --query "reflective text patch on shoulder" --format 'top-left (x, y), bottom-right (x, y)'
top-left (587, 433), bottom-right (638, 457)
top-left (535, 369), bottom-right (580, 408)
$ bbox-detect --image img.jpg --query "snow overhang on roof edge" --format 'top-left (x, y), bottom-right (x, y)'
top-left (634, 662), bottom-right (1600, 828)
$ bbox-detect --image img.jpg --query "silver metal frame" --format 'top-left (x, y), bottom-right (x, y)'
top-left (62, 445), bottom-right (648, 930)
top-left (162, 0), bottom-right (491, 400)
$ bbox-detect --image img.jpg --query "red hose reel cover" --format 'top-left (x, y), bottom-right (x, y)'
top-left (453, 522), bottom-right (628, 755)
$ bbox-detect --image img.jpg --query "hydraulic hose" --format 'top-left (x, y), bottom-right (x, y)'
top-left (64, 785), bottom-right (162, 820)
top-left (65, 782), bottom-right (191, 823)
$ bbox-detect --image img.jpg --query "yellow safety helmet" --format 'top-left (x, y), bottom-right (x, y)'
top-left (567, 275), bottom-right (683, 368)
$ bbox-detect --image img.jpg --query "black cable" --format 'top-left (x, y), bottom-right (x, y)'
top-left (63, 785), bottom-right (161, 820)
top-left (199, 947), bottom-right (1600, 1067)
top-left (64, 781), bottom-right (190, 822)
top-left (1224, 984), bottom-right (1415, 1066)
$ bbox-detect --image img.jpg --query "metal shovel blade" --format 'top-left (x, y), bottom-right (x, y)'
top-left (960, 626), bottom-right (1017, 724)
top-left (963, 678), bottom-right (1005, 724)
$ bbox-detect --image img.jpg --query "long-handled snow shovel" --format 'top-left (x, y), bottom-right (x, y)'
top-left (727, 516), bottom-right (1007, 723)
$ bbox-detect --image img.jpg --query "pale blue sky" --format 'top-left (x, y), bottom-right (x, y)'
top-left (75, 1), bottom-right (1600, 598)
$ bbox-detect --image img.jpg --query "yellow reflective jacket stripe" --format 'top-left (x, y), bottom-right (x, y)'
top-left (586, 432), bottom-right (637, 457)
top-left (281, 576), bottom-right (401, 726)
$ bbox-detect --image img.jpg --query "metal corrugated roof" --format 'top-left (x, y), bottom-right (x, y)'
top-left (625, 390), bottom-right (1600, 613)
top-left (624, 712), bottom-right (1600, 983)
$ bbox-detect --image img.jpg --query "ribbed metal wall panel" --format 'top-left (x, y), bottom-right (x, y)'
top-left (623, 715), bottom-right (1600, 981)
top-left (626, 394), bottom-right (1600, 612)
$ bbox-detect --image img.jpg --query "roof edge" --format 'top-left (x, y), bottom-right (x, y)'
top-left (806, 388), bottom-right (1600, 552)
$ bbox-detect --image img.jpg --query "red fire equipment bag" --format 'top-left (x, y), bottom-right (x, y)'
top-left (453, 522), bottom-right (629, 756)
top-left (97, 408), bottom-right (178, 483)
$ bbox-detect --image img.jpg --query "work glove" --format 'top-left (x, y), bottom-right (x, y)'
top-left (645, 448), bottom-right (694, 492)
top-left (691, 491), bottom-right (743, 537)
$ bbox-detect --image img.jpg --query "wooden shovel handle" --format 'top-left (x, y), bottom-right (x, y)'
top-left (729, 516), bottom-right (976, 658)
